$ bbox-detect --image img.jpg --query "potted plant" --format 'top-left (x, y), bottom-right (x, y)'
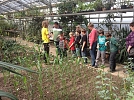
top-left (74, 1), bottom-right (94, 13)
top-left (120, 0), bottom-right (127, 9)
top-left (103, 0), bottom-right (114, 10)
top-left (127, 2), bottom-right (134, 8)
top-left (93, 0), bottom-right (104, 11)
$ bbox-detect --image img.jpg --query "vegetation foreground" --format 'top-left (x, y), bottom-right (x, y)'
top-left (0, 39), bottom-right (134, 100)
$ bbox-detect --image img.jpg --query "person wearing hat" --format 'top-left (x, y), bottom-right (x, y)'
top-left (88, 22), bottom-right (98, 67)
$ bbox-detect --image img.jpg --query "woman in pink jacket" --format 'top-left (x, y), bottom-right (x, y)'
top-left (88, 22), bottom-right (98, 67)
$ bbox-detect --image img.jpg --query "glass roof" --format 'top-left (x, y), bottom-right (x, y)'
top-left (0, 0), bottom-right (59, 14)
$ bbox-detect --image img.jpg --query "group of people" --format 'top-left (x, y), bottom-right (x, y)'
top-left (41, 20), bottom-right (134, 73)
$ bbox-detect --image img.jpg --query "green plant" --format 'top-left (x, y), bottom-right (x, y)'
top-left (96, 66), bottom-right (118, 100)
top-left (0, 61), bottom-right (37, 100)
top-left (99, 13), bottom-right (115, 32)
top-left (102, 0), bottom-right (114, 10)
top-left (93, 0), bottom-right (104, 11)
top-left (58, 1), bottom-right (76, 14)
top-left (75, 1), bottom-right (94, 12)
top-left (0, 90), bottom-right (18, 100)
top-left (114, 26), bottom-right (130, 63)
top-left (26, 17), bottom-right (44, 43)
top-left (0, 16), bottom-right (10, 36)
top-left (123, 58), bottom-right (134, 100)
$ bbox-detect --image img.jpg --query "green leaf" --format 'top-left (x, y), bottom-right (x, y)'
top-left (0, 90), bottom-right (18, 100)
top-left (2, 67), bottom-right (22, 76)
top-left (0, 61), bottom-right (38, 74)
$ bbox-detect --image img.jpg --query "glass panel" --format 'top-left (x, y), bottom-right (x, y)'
top-left (122, 12), bottom-right (133, 16)
top-left (1, 5), bottom-right (11, 11)
top-left (122, 18), bottom-right (133, 23)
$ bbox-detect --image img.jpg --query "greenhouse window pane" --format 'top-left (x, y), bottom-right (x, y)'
top-left (1, 5), bottom-right (11, 11)
top-left (122, 18), bottom-right (133, 23)
top-left (122, 12), bottom-right (133, 16)
top-left (7, 1), bottom-right (20, 8)
top-left (113, 18), bottom-right (121, 23)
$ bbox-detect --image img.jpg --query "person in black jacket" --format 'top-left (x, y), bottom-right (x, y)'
top-left (81, 28), bottom-right (87, 63)
top-left (75, 31), bottom-right (81, 58)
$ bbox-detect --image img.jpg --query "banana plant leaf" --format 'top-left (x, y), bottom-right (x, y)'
top-left (0, 61), bottom-right (38, 74)
top-left (0, 90), bottom-right (18, 100)
top-left (2, 67), bottom-right (22, 76)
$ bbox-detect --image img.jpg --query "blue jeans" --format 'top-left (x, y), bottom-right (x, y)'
top-left (90, 41), bottom-right (97, 66)
top-left (71, 50), bottom-right (76, 57)
top-left (81, 48), bottom-right (87, 63)
top-left (76, 48), bottom-right (80, 57)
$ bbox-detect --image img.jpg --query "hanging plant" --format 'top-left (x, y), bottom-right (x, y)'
top-left (114, 26), bottom-right (130, 63)
top-left (99, 13), bottom-right (115, 32)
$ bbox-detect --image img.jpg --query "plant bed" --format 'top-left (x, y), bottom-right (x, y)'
top-left (0, 37), bottom-right (133, 100)
top-left (0, 63), bottom-right (124, 100)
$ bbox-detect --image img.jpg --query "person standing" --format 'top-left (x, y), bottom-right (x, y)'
top-left (75, 31), bottom-right (81, 58)
top-left (56, 31), bottom-right (68, 58)
top-left (76, 25), bottom-right (82, 57)
top-left (81, 28), bottom-right (88, 63)
top-left (76, 25), bottom-right (81, 34)
top-left (126, 21), bottom-right (134, 71)
top-left (106, 33), bottom-right (119, 72)
top-left (95, 30), bottom-right (107, 68)
top-left (69, 32), bottom-right (76, 57)
top-left (88, 22), bottom-right (98, 67)
top-left (53, 22), bottom-right (62, 56)
top-left (41, 20), bottom-right (50, 63)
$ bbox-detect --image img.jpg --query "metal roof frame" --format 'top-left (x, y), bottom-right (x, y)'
top-left (0, 0), bottom-right (55, 14)
top-left (5, 4), bottom-right (19, 12)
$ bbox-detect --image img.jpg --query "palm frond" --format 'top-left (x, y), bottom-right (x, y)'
top-left (0, 61), bottom-right (38, 74)
top-left (0, 90), bottom-right (18, 100)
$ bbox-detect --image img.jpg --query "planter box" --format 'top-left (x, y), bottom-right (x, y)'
top-left (121, 5), bottom-right (127, 9)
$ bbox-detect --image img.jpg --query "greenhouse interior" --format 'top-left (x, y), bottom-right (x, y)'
top-left (0, 0), bottom-right (134, 100)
